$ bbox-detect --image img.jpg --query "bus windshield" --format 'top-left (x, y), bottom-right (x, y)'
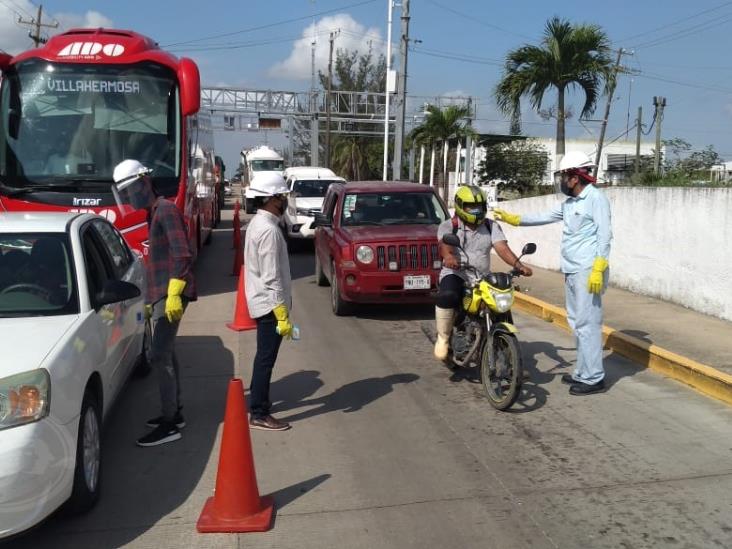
top-left (0, 60), bottom-right (180, 196)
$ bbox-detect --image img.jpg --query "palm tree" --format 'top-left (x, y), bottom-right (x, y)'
top-left (495, 17), bottom-right (613, 156)
top-left (331, 136), bottom-right (367, 181)
top-left (410, 104), bottom-right (475, 202)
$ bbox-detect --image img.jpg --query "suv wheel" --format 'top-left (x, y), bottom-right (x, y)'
top-left (315, 253), bottom-right (329, 287)
top-left (331, 261), bottom-right (352, 316)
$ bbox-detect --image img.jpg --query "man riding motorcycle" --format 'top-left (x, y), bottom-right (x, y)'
top-left (434, 185), bottom-right (532, 362)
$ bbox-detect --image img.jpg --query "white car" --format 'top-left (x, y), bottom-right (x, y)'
top-left (0, 212), bottom-right (147, 539)
top-left (283, 167), bottom-right (345, 239)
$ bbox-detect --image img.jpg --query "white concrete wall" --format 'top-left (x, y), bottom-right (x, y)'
top-left (497, 187), bottom-right (732, 321)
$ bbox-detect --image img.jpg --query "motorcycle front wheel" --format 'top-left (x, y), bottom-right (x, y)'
top-left (481, 332), bottom-right (522, 411)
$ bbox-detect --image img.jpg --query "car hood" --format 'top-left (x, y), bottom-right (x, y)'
top-left (341, 224), bottom-right (439, 243)
top-left (293, 197), bottom-right (325, 211)
top-left (0, 315), bottom-right (79, 377)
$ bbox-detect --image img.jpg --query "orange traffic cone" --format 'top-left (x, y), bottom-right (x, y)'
top-left (232, 238), bottom-right (243, 277)
top-left (227, 269), bottom-right (257, 331)
top-left (196, 379), bottom-right (274, 533)
top-left (232, 210), bottom-right (241, 249)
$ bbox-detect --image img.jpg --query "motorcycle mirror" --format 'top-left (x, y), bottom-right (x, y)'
top-left (522, 243), bottom-right (537, 255)
top-left (442, 234), bottom-right (461, 248)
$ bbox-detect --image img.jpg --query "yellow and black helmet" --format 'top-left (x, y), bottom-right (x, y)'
top-left (454, 185), bottom-right (487, 225)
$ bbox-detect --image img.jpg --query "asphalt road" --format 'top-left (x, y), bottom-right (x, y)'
top-left (4, 207), bottom-right (732, 549)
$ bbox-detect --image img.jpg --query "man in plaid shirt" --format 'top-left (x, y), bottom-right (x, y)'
top-left (112, 160), bottom-right (196, 447)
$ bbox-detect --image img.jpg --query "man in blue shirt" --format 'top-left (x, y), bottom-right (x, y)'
top-left (494, 151), bottom-right (612, 395)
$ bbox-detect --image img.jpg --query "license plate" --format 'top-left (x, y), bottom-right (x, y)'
top-left (403, 275), bottom-right (431, 290)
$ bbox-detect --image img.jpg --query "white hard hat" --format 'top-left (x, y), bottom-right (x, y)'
top-left (113, 159), bottom-right (153, 189)
top-left (249, 171), bottom-right (289, 197)
top-left (557, 151), bottom-right (595, 173)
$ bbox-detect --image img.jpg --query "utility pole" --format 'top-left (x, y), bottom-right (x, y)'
top-left (653, 96), bottom-right (666, 175)
top-left (310, 13), bottom-right (319, 166)
top-left (634, 106), bottom-right (642, 176)
top-left (382, 0), bottom-right (394, 180)
top-left (18, 4), bottom-right (58, 48)
top-left (392, 0), bottom-right (410, 180)
top-left (325, 29), bottom-right (339, 169)
top-left (464, 97), bottom-right (474, 185)
top-left (594, 48), bottom-right (630, 178)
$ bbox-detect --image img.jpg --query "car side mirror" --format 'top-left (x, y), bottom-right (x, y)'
top-left (312, 212), bottom-right (332, 228)
top-left (442, 234), bottom-right (461, 248)
top-left (95, 280), bottom-right (141, 307)
top-left (522, 243), bottom-right (537, 255)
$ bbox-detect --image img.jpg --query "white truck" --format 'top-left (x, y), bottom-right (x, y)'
top-left (282, 167), bottom-right (345, 240)
top-left (240, 145), bottom-right (285, 213)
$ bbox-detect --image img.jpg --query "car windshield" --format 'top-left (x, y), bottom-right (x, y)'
top-left (341, 192), bottom-right (448, 226)
top-left (293, 179), bottom-right (335, 198)
top-left (251, 160), bottom-right (283, 172)
top-left (0, 233), bottom-right (78, 317)
top-left (0, 60), bottom-right (180, 197)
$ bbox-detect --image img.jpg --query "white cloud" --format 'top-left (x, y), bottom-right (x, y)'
top-left (269, 14), bottom-right (386, 80)
top-left (0, 1), bottom-right (113, 55)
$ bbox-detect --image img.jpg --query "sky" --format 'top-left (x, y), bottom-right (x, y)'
top-left (2, 0), bottom-right (732, 172)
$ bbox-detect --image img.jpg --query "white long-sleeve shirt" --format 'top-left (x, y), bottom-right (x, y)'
top-left (520, 184), bottom-right (612, 274)
top-left (244, 209), bottom-right (292, 318)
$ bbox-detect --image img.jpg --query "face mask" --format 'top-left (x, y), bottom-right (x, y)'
top-left (559, 176), bottom-right (573, 197)
top-left (275, 196), bottom-right (288, 215)
top-left (466, 206), bottom-right (485, 219)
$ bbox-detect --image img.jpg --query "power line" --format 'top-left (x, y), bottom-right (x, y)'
top-left (168, 31), bottom-right (333, 53)
top-left (618, 1), bottom-right (732, 42)
top-left (631, 12), bottom-right (732, 49)
top-left (410, 47), bottom-right (502, 66)
top-left (424, 0), bottom-right (534, 41)
top-left (161, 0), bottom-right (377, 48)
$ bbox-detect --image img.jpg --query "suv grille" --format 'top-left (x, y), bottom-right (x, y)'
top-left (376, 243), bottom-right (438, 271)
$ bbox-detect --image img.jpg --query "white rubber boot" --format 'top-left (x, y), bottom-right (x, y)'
top-left (434, 306), bottom-right (456, 361)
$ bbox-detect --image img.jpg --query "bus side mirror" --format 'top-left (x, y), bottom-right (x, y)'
top-left (0, 53), bottom-right (11, 72)
top-left (178, 57), bottom-right (200, 116)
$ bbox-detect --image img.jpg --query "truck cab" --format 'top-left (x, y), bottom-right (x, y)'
top-left (313, 181), bottom-right (449, 315)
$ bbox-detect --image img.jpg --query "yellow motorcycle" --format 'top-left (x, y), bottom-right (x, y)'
top-left (442, 234), bottom-right (536, 411)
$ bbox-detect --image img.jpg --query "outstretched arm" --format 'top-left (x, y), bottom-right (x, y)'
top-left (494, 204), bottom-right (563, 227)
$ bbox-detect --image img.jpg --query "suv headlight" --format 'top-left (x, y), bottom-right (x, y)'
top-left (0, 369), bottom-right (51, 431)
top-left (492, 290), bottom-right (514, 313)
top-left (356, 245), bottom-right (374, 264)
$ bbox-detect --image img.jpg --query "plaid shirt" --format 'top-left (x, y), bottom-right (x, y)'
top-left (145, 197), bottom-right (196, 305)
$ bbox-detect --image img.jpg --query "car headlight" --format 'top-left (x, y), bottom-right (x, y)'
top-left (356, 245), bottom-right (374, 264)
top-left (0, 369), bottom-right (51, 431)
top-left (492, 290), bottom-right (514, 313)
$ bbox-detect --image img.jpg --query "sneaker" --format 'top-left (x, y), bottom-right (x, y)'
top-left (146, 411), bottom-right (186, 429)
top-left (249, 415), bottom-right (291, 432)
top-left (136, 423), bottom-right (182, 447)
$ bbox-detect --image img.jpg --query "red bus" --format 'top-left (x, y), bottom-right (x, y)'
top-left (0, 28), bottom-right (216, 258)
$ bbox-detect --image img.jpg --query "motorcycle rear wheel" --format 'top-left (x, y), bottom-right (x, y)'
top-left (481, 332), bottom-right (522, 411)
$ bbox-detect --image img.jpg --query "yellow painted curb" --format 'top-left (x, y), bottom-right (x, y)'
top-left (513, 292), bottom-right (732, 406)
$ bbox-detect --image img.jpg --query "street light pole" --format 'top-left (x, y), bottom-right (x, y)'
top-left (382, 0), bottom-right (394, 181)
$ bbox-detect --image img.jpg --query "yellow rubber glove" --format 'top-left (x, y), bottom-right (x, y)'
top-left (587, 257), bottom-right (609, 294)
top-left (493, 209), bottom-right (521, 226)
top-left (165, 278), bottom-right (186, 323)
top-left (272, 303), bottom-right (293, 339)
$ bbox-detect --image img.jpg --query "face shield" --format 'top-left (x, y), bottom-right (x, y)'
top-left (112, 174), bottom-right (156, 215)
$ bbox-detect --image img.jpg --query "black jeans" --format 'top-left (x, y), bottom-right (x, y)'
top-left (437, 274), bottom-right (465, 309)
top-left (250, 312), bottom-right (283, 419)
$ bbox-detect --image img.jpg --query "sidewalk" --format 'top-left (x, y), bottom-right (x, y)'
top-left (492, 255), bottom-right (732, 375)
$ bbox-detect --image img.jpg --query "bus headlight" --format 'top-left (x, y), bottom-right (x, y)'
top-left (356, 245), bottom-right (374, 264)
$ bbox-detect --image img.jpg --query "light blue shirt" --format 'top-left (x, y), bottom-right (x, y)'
top-left (520, 185), bottom-right (612, 274)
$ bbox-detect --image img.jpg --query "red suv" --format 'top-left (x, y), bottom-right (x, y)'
top-left (313, 181), bottom-right (449, 315)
